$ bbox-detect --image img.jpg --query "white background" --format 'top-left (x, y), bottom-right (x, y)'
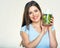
top-left (0, 0), bottom-right (60, 48)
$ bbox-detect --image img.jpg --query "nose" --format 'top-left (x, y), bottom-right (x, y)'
top-left (33, 12), bottom-right (36, 16)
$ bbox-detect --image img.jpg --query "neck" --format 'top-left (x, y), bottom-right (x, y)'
top-left (32, 21), bottom-right (41, 27)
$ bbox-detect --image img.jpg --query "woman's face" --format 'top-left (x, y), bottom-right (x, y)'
top-left (28, 6), bottom-right (41, 23)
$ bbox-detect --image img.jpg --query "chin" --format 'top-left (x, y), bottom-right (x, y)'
top-left (33, 20), bottom-right (40, 23)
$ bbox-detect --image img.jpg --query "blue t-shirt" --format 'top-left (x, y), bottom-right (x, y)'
top-left (20, 24), bottom-right (55, 48)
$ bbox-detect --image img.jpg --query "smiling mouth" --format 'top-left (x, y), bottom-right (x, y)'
top-left (33, 16), bottom-right (38, 20)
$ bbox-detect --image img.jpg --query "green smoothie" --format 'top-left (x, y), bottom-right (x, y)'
top-left (42, 14), bottom-right (52, 26)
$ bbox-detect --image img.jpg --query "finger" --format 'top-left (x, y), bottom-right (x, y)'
top-left (52, 16), bottom-right (54, 19)
top-left (50, 20), bottom-right (53, 23)
top-left (51, 18), bottom-right (54, 20)
top-left (50, 18), bottom-right (54, 23)
top-left (50, 22), bottom-right (54, 26)
top-left (50, 17), bottom-right (54, 21)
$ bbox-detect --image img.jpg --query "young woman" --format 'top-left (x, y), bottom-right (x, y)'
top-left (20, 1), bottom-right (58, 48)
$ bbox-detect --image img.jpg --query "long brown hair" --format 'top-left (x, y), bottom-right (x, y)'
top-left (22, 1), bottom-right (42, 28)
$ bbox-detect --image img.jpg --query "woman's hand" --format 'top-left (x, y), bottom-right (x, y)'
top-left (41, 16), bottom-right (54, 35)
top-left (41, 20), bottom-right (48, 35)
top-left (42, 25), bottom-right (47, 32)
top-left (48, 17), bottom-right (54, 31)
top-left (41, 24), bottom-right (48, 35)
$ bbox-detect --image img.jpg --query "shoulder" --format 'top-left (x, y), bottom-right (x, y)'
top-left (20, 25), bottom-right (27, 32)
top-left (20, 24), bottom-right (31, 34)
top-left (21, 24), bottom-right (31, 30)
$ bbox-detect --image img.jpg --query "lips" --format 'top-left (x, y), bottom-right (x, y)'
top-left (33, 16), bottom-right (38, 20)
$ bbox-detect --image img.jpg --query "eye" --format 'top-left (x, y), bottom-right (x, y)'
top-left (29, 12), bottom-right (32, 15)
top-left (34, 10), bottom-right (38, 12)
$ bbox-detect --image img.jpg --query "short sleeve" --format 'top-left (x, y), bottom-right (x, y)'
top-left (20, 26), bottom-right (29, 34)
top-left (52, 26), bottom-right (55, 31)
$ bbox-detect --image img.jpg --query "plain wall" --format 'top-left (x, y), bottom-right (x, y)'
top-left (0, 0), bottom-right (60, 48)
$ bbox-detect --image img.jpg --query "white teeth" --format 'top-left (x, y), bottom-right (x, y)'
top-left (33, 16), bottom-right (38, 19)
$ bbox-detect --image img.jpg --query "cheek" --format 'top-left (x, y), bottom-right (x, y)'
top-left (39, 13), bottom-right (42, 18)
top-left (29, 16), bottom-right (32, 20)
top-left (29, 14), bottom-right (33, 18)
top-left (29, 16), bottom-right (34, 21)
top-left (29, 15), bottom-right (32, 19)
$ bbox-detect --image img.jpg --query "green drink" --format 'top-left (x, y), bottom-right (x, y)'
top-left (42, 14), bottom-right (52, 26)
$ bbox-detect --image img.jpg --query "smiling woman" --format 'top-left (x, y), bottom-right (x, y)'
top-left (28, 6), bottom-right (41, 23)
top-left (20, 1), bottom-right (58, 48)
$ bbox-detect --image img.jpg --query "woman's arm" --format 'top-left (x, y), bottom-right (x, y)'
top-left (20, 31), bottom-right (43, 48)
top-left (20, 27), bottom-right (47, 48)
top-left (48, 27), bottom-right (58, 48)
